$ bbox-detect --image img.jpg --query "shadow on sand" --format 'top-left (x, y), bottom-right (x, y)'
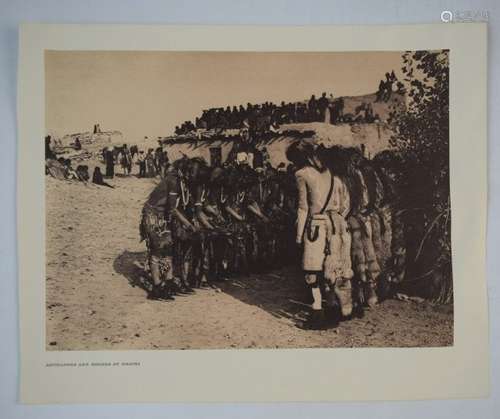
top-left (114, 250), bottom-right (311, 327)
top-left (217, 266), bottom-right (312, 327)
top-left (113, 250), bottom-right (151, 292)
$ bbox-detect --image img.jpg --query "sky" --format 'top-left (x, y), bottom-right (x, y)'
top-left (45, 51), bottom-right (404, 141)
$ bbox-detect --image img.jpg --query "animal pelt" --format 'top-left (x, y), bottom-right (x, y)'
top-left (348, 215), bottom-right (367, 283)
top-left (376, 206), bottom-right (393, 270)
top-left (324, 211), bottom-right (353, 284)
top-left (369, 212), bottom-right (386, 270)
top-left (359, 215), bottom-right (381, 283)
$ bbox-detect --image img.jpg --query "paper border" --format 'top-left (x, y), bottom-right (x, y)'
top-left (18, 23), bottom-right (488, 403)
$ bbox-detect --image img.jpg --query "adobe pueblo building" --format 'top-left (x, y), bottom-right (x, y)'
top-left (161, 91), bottom-right (405, 167)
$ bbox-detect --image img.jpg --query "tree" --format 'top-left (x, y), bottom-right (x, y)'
top-left (388, 50), bottom-right (452, 304)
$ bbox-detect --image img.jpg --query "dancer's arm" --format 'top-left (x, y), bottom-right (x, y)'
top-left (225, 205), bottom-right (244, 221)
top-left (296, 173), bottom-right (308, 244)
top-left (247, 202), bottom-right (270, 222)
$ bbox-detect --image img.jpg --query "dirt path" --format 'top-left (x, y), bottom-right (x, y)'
top-left (46, 170), bottom-right (453, 350)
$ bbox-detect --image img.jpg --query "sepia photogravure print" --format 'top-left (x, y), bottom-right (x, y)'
top-left (44, 50), bottom-right (453, 351)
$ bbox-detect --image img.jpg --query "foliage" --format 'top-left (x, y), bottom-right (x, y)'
top-left (388, 50), bottom-right (452, 304)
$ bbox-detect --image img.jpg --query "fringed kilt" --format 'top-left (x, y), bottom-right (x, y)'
top-left (140, 204), bottom-right (174, 286)
top-left (225, 217), bottom-right (249, 273)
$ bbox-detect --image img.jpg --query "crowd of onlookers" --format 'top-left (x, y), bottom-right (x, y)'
top-left (45, 72), bottom-right (404, 187)
top-left (101, 141), bottom-right (170, 179)
top-left (174, 92), bottom-right (346, 135)
top-left (45, 135), bottom-right (171, 188)
top-left (375, 71), bottom-right (405, 103)
top-left (45, 133), bottom-right (281, 189)
top-left (173, 71), bottom-right (403, 136)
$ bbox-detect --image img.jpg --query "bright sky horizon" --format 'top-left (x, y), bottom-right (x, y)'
top-left (45, 51), bottom-right (404, 141)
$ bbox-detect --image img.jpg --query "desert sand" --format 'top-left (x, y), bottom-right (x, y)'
top-left (45, 163), bottom-right (453, 351)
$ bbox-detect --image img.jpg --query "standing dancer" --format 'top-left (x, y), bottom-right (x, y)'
top-left (287, 142), bottom-right (352, 330)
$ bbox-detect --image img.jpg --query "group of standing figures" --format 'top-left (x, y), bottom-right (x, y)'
top-left (287, 142), bottom-right (406, 329)
top-left (140, 156), bottom-right (298, 298)
top-left (140, 141), bottom-right (406, 330)
top-left (102, 143), bottom-right (169, 178)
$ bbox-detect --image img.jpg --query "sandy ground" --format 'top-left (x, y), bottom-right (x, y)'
top-left (46, 166), bottom-right (453, 350)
